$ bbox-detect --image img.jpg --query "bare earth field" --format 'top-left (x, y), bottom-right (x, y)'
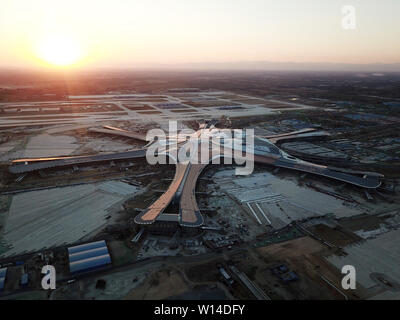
top-left (0, 181), bottom-right (140, 257)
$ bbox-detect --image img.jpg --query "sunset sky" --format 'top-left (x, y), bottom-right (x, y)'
top-left (0, 0), bottom-right (399, 70)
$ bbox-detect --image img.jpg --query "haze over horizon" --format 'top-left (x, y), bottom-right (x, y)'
top-left (0, 0), bottom-right (399, 72)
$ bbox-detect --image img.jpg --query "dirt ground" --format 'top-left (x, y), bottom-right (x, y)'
top-left (185, 260), bottom-right (222, 283)
top-left (256, 236), bottom-right (323, 257)
top-left (124, 269), bottom-right (189, 300)
top-left (306, 224), bottom-right (362, 247)
top-left (246, 237), bottom-right (364, 300)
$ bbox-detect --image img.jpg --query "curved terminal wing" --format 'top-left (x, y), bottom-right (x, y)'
top-left (273, 158), bottom-right (381, 189)
top-left (179, 163), bottom-right (208, 227)
top-left (9, 149), bottom-right (147, 174)
top-left (89, 126), bottom-right (147, 142)
top-left (134, 163), bottom-right (189, 225)
top-left (252, 153), bottom-right (381, 189)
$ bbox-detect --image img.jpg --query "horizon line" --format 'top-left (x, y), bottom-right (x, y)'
top-left (1, 60), bottom-right (400, 73)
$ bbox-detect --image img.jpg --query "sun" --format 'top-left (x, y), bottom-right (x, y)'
top-left (36, 35), bottom-right (82, 67)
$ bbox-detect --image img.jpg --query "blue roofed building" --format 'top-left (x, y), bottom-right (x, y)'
top-left (69, 246), bottom-right (109, 262)
top-left (68, 241), bottom-right (111, 274)
top-left (68, 240), bottom-right (107, 255)
top-left (0, 267), bottom-right (7, 291)
top-left (20, 273), bottom-right (29, 287)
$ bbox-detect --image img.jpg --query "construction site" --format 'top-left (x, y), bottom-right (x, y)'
top-left (0, 72), bottom-right (399, 300)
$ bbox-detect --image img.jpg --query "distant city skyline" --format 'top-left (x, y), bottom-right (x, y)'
top-left (0, 0), bottom-right (399, 71)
